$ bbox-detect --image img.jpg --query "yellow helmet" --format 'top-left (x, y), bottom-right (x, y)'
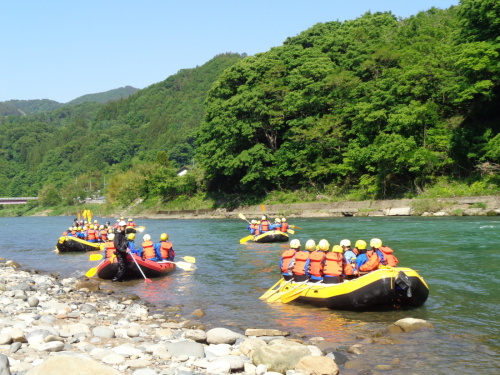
top-left (355, 240), bottom-right (367, 250)
top-left (94, 220), bottom-right (98, 223)
top-left (370, 238), bottom-right (382, 248)
top-left (160, 233), bottom-right (169, 241)
top-left (127, 233), bottom-right (135, 240)
top-left (305, 239), bottom-right (316, 251)
top-left (290, 239), bottom-right (301, 249)
top-left (332, 245), bottom-right (343, 253)
top-left (318, 239), bottom-right (330, 251)
top-left (281, 218), bottom-right (286, 222)
top-left (77, 226), bottom-right (82, 230)
top-left (128, 218), bottom-right (133, 222)
top-left (89, 225), bottom-right (94, 229)
top-left (143, 234), bottom-right (151, 241)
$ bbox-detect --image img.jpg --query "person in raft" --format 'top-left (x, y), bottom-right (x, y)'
top-left (259, 215), bottom-right (271, 233)
top-left (126, 233), bottom-right (139, 255)
top-left (103, 233), bottom-right (116, 258)
top-left (247, 220), bottom-right (260, 235)
top-left (154, 233), bottom-right (175, 261)
top-left (370, 238), bottom-right (399, 267)
top-left (324, 244), bottom-right (354, 283)
top-left (355, 239), bottom-right (381, 272)
top-left (308, 239), bottom-right (328, 283)
top-left (292, 239), bottom-right (314, 282)
top-left (139, 234), bottom-right (162, 261)
top-left (112, 220), bottom-right (129, 282)
top-left (280, 218), bottom-right (289, 233)
top-left (270, 217), bottom-right (282, 230)
top-left (280, 239), bottom-right (300, 280)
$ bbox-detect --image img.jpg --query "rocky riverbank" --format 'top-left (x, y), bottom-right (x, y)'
top-left (0, 259), bottom-right (435, 375)
top-left (145, 195), bottom-right (500, 220)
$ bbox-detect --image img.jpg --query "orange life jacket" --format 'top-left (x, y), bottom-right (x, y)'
top-left (159, 241), bottom-right (173, 259)
top-left (292, 251), bottom-right (310, 276)
top-left (100, 230), bottom-right (108, 241)
top-left (87, 229), bottom-right (97, 241)
top-left (280, 222), bottom-right (289, 232)
top-left (378, 246), bottom-right (399, 267)
top-left (280, 249), bottom-right (296, 273)
top-left (324, 252), bottom-right (343, 276)
top-left (251, 223), bottom-right (260, 235)
top-left (104, 241), bottom-right (116, 258)
top-left (260, 220), bottom-right (270, 232)
top-left (308, 251), bottom-right (326, 277)
top-left (70, 230), bottom-right (77, 236)
top-left (359, 250), bottom-right (381, 272)
top-left (62, 231), bottom-right (68, 236)
top-left (142, 240), bottom-right (155, 259)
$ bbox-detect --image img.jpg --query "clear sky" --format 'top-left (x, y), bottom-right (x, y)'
top-left (0, 0), bottom-right (458, 103)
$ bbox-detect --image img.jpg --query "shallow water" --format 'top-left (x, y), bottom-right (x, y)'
top-left (0, 215), bottom-right (499, 374)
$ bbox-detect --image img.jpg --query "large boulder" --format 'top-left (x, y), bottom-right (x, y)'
top-left (251, 339), bottom-right (312, 373)
top-left (26, 355), bottom-right (120, 375)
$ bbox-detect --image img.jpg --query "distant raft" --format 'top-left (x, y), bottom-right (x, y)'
top-left (266, 267), bottom-right (429, 310)
top-left (56, 236), bottom-right (104, 253)
top-left (96, 254), bottom-right (176, 280)
top-left (252, 230), bottom-right (289, 243)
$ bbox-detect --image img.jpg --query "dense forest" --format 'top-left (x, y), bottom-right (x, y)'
top-left (0, 0), bottom-right (498, 212)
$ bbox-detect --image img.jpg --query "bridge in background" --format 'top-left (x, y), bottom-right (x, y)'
top-left (0, 197), bottom-right (38, 205)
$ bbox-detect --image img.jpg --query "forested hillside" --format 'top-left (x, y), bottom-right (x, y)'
top-left (197, 1), bottom-right (500, 199)
top-left (0, 0), bottom-right (498, 212)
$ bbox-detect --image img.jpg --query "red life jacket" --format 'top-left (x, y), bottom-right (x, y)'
top-left (260, 220), bottom-right (270, 232)
top-left (159, 241), bottom-right (173, 259)
top-left (280, 222), bottom-right (289, 232)
top-left (378, 246), bottom-right (399, 267)
top-left (309, 251), bottom-right (325, 277)
top-left (324, 252), bottom-right (343, 276)
top-left (87, 229), bottom-right (97, 241)
top-left (280, 249), bottom-right (296, 273)
top-left (292, 251), bottom-right (310, 275)
top-left (105, 241), bottom-right (116, 258)
top-left (100, 230), bottom-right (108, 241)
top-left (142, 240), bottom-right (155, 259)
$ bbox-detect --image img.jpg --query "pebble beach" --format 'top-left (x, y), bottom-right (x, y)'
top-left (0, 259), bottom-right (435, 375)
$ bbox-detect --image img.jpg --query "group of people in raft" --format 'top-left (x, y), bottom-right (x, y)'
top-left (280, 238), bottom-right (399, 284)
top-left (62, 217), bottom-right (138, 243)
top-left (247, 215), bottom-right (291, 235)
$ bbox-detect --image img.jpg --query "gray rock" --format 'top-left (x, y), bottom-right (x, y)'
top-left (9, 342), bottom-right (21, 353)
top-left (184, 329), bottom-right (207, 342)
top-left (245, 329), bottom-right (290, 337)
top-left (389, 318), bottom-right (434, 332)
top-left (251, 340), bottom-right (312, 374)
top-left (206, 327), bottom-right (244, 345)
top-left (295, 355), bottom-right (339, 375)
top-left (212, 355), bottom-right (245, 371)
top-left (0, 334), bottom-right (12, 345)
top-left (165, 341), bottom-right (205, 358)
top-left (93, 326), bottom-right (116, 338)
top-left (37, 341), bottom-right (65, 352)
top-left (25, 355), bottom-right (121, 375)
top-left (0, 353), bottom-right (11, 375)
top-left (26, 329), bottom-right (54, 345)
top-left (239, 338), bottom-right (267, 357)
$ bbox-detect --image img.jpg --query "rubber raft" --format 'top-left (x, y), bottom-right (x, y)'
top-left (271, 267), bottom-right (429, 310)
top-left (56, 236), bottom-right (104, 253)
top-left (96, 254), bottom-right (176, 280)
top-left (252, 230), bottom-right (289, 243)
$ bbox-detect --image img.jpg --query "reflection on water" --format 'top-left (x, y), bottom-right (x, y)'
top-left (0, 216), bottom-right (499, 374)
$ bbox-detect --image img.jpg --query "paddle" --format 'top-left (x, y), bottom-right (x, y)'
top-left (289, 225), bottom-right (302, 230)
top-left (280, 282), bottom-right (315, 303)
top-left (266, 281), bottom-right (305, 303)
top-left (89, 254), bottom-right (103, 261)
top-left (259, 278), bottom-right (291, 300)
top-left (240, 235), bottom-right (254, 244)
top-left (85, 255), bottom-right (114, 278)
top-left (136, 226), bottom-right (146, 233)
top-left (287, 229), bottom-right (295, 235)
top-left (179, 256), bottom-right (196, 263)
top-left (238, 213), bottom-right (251, 224)
top-left (160, 260), bottom-right (196, 271)
top-left (130, 253), bottom-right (152, 283)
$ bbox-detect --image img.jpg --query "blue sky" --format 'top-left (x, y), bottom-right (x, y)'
top-left (0, 0), bottom-right (458, 103)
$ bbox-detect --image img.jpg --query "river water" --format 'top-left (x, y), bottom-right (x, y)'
top-left (0, 215), bottom-right (498, 374)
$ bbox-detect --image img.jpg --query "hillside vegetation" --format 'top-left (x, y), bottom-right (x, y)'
top-left (0, 0), bottom-right (499, 216)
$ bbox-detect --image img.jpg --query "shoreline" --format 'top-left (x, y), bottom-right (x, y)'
top-left (0, 259), bottom-right (435, 375)
top-left (138, 195), bottom-right (500, 220)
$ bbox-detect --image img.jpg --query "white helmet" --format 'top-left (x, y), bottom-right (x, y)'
top-left (318, 239), bottom-right (330, 251)
top-left (305, 239), bottom-right (316, 251)
top-left (370, 238), bottom-right (382, 248)
top-left (251, 220), bottom-right (257, 224)
top-left (290, 239), bottom-right (301, 249)
top-left (143, 234), bottom-right (151, 241)
top-left (340, 239), bottom-right (351, 247)
top-left (118, 220), bottom-right (127, 226)
top-left (108, 233), bottom-right (115, 240)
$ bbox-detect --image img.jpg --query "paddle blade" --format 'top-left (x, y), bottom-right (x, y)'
top-left (290, 225), bottom-right (302, 230)
top-left (176, 261), bottom-right (197, 271)
top-left (238, 213), bottom-right (247, 221)
top-left (136, 226), bottom-right (145, 233)
top-left (259, 279), bottom-right (284, 300)
top-left (89, 254), bottom-right (103, 261)
top-left (280, 284), bottom-right (310, 303)
top-left (180, 256), bottom-right (196, 263)
top-left (85, 267), bottom-right (98, 278)
top-left (287, 229), bottom-right (295, 234)
top-left (239, 235), bottom-right (254, 244)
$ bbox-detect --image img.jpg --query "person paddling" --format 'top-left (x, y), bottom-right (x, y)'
top-left (112, 221), bottom-right (129, 282)
top-left (280, 239), bottom-right (300, 281)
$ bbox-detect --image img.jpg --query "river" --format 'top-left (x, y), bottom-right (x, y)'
top-left (0, 215), bottom-right (498, 374)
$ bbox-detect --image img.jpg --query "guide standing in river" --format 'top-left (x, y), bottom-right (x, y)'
top-left (112, 220), bottom-right (129, 282)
